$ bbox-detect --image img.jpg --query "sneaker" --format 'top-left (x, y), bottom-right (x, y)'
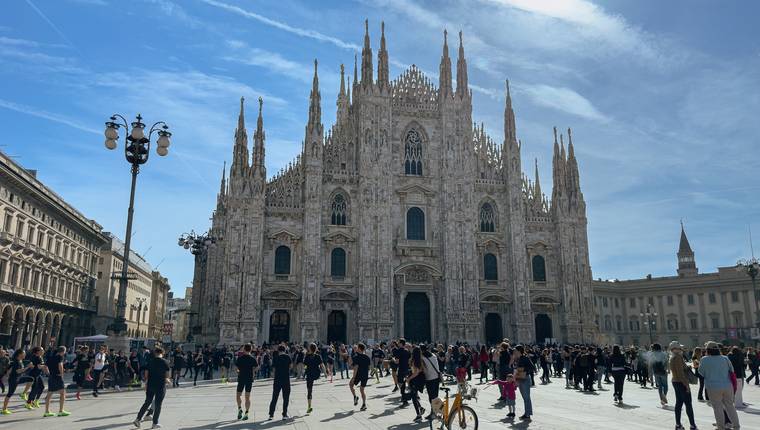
top-left (414, 415), bottom-right (422, 422)
top-left (33, 400), bottom-right (40, 408)
top-left (675, 425), bottom-right (685, 430)
top-left (133, 418), bottom-right (141, 428)
top-left (238, 409), bottom-right (243, 420)
top-left (306, 407), bottom-right (313, 414)
top-left (519, 415), bottom-right (531, 421)
top-left (151, 425), bottom-right (162, 429)
top-left (92, 392), bottom-right (99, 398)
top-left (57, 410), bottom-right (71, 417)
top-left (24, 403), bottom-right (33, 410)
top-left (392, 387), bottom-right (399, 393)
top-left (115, 385), bottom-right (121, 392)
top-left (360, 404), bottom-right (367, 411)
top-left (43, 411), bottom-right (56, 417)
top-left (242, 413), bottom-right (248, 421)
top-left (354, 395), bottom-right (359, 406)
top-left (20, 392), bottom-right (28, 401)
top-left (282, 414), bottom-right (289, 420)
top-left (0, 409), bottom-right (11, 415)
top-left (268, 415), bottom-right (273, 420)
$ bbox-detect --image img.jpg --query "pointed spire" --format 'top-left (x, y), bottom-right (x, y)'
top-left (252, 96), bottom-right (265, 171)
top-left (361, 19), bottom-right (373, 88)
top-left (552, 126), bottom-right (566, 202)
top-left (377, 21), bottom-right (389, 89)
top-left (353, 54), bottom-right (358, 92)
top-left (533, 158), bottom-right (542, 199)
top-left (503, 79), bottom-right (517, 145)
top-left (677, 221), bottom-right (698, 276)
top-left (339, 63), bottom-right (346, 96)
top-left (337, 64), bottom-right (349, 123)
top-left (455, 30), bottom-right (469, 98)
top-left (679, 221), bottom-right (693, 254)
top-left (308, 59), bottom-right (322, 129)
top-left (231, 96), bottom-right (249, 177)
top-left (560, 133), bottom-right (566, 160)
top-left (219, 161), bottom-right (226, 196)
top-left (439, 29), bottom-right (452, 98)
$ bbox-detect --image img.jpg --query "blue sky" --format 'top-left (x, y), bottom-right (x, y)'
top-left (1, 0), bottom-right (758, 296)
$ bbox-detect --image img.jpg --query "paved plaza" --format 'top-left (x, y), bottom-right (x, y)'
top-left (1, 375), bottom-right (759, 430)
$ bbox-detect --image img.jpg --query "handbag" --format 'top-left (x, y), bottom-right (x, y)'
top-left (685, 365), bottom-right (698, 385)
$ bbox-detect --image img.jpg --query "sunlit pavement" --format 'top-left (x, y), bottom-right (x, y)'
top-left (1, 374), bottom-right (759, 429)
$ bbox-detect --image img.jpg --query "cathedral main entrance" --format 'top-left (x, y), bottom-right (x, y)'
top-left (327, 310), bottom-right (347, 344)
top-left (535, 313), bottom-right (552, 344)
top-left (269, 310), bottom-right (290, 343)
top-left (484, 313), bottom-right (503, 345)
top-left (404, 292), bottom-right (431, 342)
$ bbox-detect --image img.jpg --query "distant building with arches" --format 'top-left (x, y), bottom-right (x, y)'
top-left (192, 22), bottom-right (596, 346)
top-left (0, 150), bottom-right (106, 349)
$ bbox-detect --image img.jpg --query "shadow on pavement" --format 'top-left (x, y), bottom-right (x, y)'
top-left (75, 413), bottom-right (132, 422)
top-left (319, 410), bottom-right (354, 422)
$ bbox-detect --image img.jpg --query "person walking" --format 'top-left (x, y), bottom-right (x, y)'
top-left (193, 352), bottom-right (204, 386)
top-left (698, 341), bottom-right (740, 430)
top-left (171, 348), bottom-right (185, 388)
top-left (1, 349), bottom-right (31, 415)
top-left (268, 345), bottom-right (292, 420)
top-left (42, 346), bottom-right (69, 417)
top-left (746, 348), bottom-right (760, 386)
top-left (393, 339), bottom-right (411, 406)
top-left (92, 345), bottom-right (108, 397)
top-left (303, 343), bottom-right (325, 414)
top-left (0, 349), bottom-right (8, 395)
top-left (728, 346), bottom-right (746, 408)
top-left (405, 346), bottom-right (427, 422)
top-left (609, 345), bottom-right (627, 404)
top-left (133, 347), bottom-right (170, 429)
top-left (234, 344), bottom-right (258, 421)
top-left (692, 347), bottom-right (705, 401)
top-left (24, 346), bottom-right (45, 410)
top-left (669, 341), bottom-right (697, 430)
top-left (651, 343), bottom-right (669, 405)
top-left (420, 344), bottom-right (441, 420)
top-left (513, 345), bottom-right (535, 421)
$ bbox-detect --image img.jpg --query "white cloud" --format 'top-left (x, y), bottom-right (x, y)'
top-left (0, 98), bottom-right (101, 134)
top-left (519, 83), bottom-right (609, 122)
top-left (223, 41), bottom-right (310, 83)
top-left (199, 0), bottom-right (360, 51)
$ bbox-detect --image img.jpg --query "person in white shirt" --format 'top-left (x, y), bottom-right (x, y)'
top-left (92, 345), bottom-right (108, 397)
top-left (420, 344), bottom-right (441, 420)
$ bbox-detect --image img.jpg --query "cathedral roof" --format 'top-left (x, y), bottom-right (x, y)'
top-left (391, 65), bottom-right (438, 109)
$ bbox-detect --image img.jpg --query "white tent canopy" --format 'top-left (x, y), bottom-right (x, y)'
top-left (73, 334), bottom-right (109, 342)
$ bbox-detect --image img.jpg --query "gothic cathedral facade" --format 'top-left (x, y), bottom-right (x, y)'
top-left (192, 22), bottom-right (596, 346)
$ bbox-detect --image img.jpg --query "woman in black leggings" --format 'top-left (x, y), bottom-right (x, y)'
top-left (608, 345), bottom-right (627, 404)
top-left (303, 343), bottom-right (325, 414)
top-left (405, 346), bottom-right (427, 422)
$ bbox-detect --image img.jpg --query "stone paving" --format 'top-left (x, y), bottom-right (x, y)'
top-left (1, 374), bottom-right (759, 429)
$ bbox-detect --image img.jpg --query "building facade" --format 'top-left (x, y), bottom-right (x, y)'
top-left (195, 22), bottom-right (596, 346)
top-left (166, 290), bottom-right (191, 343)
top-left (594, 226), bottom-right (759, 347)
top-left (92, 233), bottom-right (155, 339)
top-left (0, 151), bottom-right (106, 349)
top-left (149, 271), bottom-right (170, 340)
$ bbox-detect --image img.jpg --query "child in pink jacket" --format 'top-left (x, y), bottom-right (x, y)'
top-left (491, 374), bottom-right (517, 418)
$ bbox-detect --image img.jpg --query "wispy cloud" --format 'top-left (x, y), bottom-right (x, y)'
top-left (223, 40), bottom-right (310, 83)
top-left (67, 0), bottom-right (108, 5)
top-left (199, 0), bottom-right (360, 50)
top-left (519, 83), bottom-right (609, 122)
top-left (143, 0), bottom-right (201, 27)
top-left (23, 0), bottom-right (77, 48)
top-left (0, 98), bottom-right (100, 134)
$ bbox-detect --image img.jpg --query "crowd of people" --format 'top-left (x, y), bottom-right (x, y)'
top-left (0, 338), bottom-right (757, 429)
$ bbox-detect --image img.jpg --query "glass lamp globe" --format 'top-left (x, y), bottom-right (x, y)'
top-left (104, 139), bottom-right (117, 150)
top-left (157, 134), bottom-right (170, 148)
top-left (183, 243), bottom-right (190, 249)
top-left (157, 146), bottom-right (168, 156)
top-left (105, 127), bottom-right (119, 140)
top-left (131, 126), bottom-right (145, 141)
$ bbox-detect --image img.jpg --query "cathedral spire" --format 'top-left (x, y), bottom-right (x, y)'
top-left (219, 161), bottom-right (226, 196)
top-left (565, 127), bottom-right (581, 198)
top-left (552, 126), bottom-right (564, 199)
top-left (337, 64), bottom-right (349, 123)
top-left (455, 30), bottom-right (469, 99)
top-left (504, 79), bottom-right (517, 146)
top-left (361, 19), bottom-right (373, 88)
top-left (252, 97), bottom-right (266, 173)
top-left (377, 21), bottom-right (389, 89)
top-left (439, 29), bottom-right (452, 98)
top-left (353, 54), bottom-right (358, 93)
top-left (308, 59), bottom-right (322, 130)
top-left (533, 158), bottom-right (542, 200)
top-left (231, 96), bottom-right (249, 178)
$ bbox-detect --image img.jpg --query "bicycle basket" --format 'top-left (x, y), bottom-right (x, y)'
top-left (431, 397), bottom-right (444, 415)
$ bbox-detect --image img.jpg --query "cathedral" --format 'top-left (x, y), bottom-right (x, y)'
top-left (190, 21), bottom-right (597, 346)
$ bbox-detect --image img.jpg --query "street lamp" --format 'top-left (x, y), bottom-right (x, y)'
top-left (178, 230), bottom-right (218, 255)
top-left (131, 297), bottom-right (147, 338)
top-left (640, 303), bottom-right (658, 345)
top-left (103, 113), bottom-right (171, 347)
top-left (737, 257), bottom-right (760, 328)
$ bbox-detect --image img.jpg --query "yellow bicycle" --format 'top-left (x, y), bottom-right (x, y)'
top-left (429, 381), bottom-right (479, 430)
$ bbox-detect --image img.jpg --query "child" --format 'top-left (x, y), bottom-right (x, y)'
top-left (491, 374), bottom-right (517, 418)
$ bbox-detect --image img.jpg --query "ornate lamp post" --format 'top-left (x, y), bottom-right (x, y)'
top-left (736, 257), bottom-right (760, 328)
top-left (178, 230), bottom-right (219, 341)
top-left (640, 303), bottom-right (658, 345)
top-left (103, 113), bottom-right (171, 350)
top-left (178, 230), bottom-right (218, 255)
top-left (131, 297), bottom-right (147, 338)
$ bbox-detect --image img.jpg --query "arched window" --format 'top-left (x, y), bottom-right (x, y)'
top-left (331, 194), bottom-right (347, 225)
top-left (480, 203), bottom-right (496, 232)
top-left (331, 248), bottom-right (346, 278)
top-left (274, 245), bottom-right (291, 275)
top-left (406, 207), bottom-right (425, 240)
top-left (484, 253), bottom-right (498, 281)
top-left (532, 255), bottom-right (546, 282)
top-left (404, 129), bottom-right (423, 175)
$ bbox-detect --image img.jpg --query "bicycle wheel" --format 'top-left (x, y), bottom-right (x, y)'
top-left (446, 405), bottom-right (478, 430)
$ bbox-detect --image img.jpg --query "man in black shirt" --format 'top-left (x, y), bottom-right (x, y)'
top-left (133, 347), bottom-right (170, 429)
top-left (393, 339), bottom-right (411, 407)
top-left (268, 345), bottom-right (292, 420)
top-left (43, 346), bottom-right (69, 417)
top-left (171, 348), bottom-right (185, 388)
top-left (235, 344), bottom-right (258, 421)
top-left (349, 342), bottom-right (370, 411)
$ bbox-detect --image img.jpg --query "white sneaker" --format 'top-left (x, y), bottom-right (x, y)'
top-left (151, 425), bottom-right (162, 429)
top-left (132, 419), bottom-right (141, 428)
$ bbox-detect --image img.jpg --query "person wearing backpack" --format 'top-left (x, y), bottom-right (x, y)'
top-left (699, 341), bottom-right (740, 430)
top-left (650, 343), bottom-right (669, 406)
